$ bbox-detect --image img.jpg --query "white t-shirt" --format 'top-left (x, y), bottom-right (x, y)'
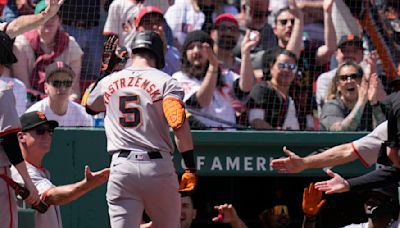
top-left (172, 70), bottom-right (239, 129)
top-left (0, 72), bottom-right (27, 116)
top-left (164, 0), bottom-right (205, 46)
top-left (26, 98), bottom-right (93, 127)
top-left (103, 0), bottom-right (142, 47)
top-left (11, 163), bottom-right (63, 228)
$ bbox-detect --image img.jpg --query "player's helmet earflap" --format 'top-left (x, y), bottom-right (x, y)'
top-left (130, 31), bottom-right (165, 69)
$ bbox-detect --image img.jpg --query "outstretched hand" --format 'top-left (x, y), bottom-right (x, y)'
top-left (270, 146), bottom-right (306, 173)
top-left (314, 169), bottom-right (350, 194)
top-left (44, 0), bottom-right (65, 18)
top-left (84, 166), bottom-right (110, 188)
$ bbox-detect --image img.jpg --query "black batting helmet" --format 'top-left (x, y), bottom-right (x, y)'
top-left (130, 31), bottom-right (165, 69)
top-left (0, 31), bottom-right (17, 65)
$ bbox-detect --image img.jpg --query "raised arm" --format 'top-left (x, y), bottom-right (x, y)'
top-left (212, 204), bottom-right (248, 228)
top-left (239, 30), bottom-right (259, 92)
top-left (2, 0), bottom-right (64, 38)
top-left (315, 0), bottom-right (337, 65)
top-left (44, 166), bottom-right (109, 205)
top-left (285, 0), bottom-right (304, 59)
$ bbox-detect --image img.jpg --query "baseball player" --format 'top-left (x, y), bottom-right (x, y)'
top-left (11, 111), bottom-right (110, 228)
top-left (85, 31), bottom-right (197, 228)
top-left (0, 31), bottom-right (40, 228)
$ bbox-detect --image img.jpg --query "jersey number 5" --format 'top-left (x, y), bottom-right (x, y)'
top-left (119, 95), bottom-right (141, 128)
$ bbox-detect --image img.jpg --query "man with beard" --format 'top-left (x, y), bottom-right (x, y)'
top-left (259, 204), bottom-right (290, 228)
top-left (172, 30), bottom-right (257, 129)
top-left (210, 13), bottom-right (242, 74)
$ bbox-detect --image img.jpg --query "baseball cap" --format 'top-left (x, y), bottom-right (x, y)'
top-left (182, 30), bottom-right (213, 53)
top-left (213, 13), bottom-right (239, 29)
top-left (135, 6), bottom-right (164, 28)
top-left (0, 31), bottom-right (17, 65)
top-left (34, 0), bottom-right (47, 14)
top-left (45, 61), bottom-right (75, 81)
top-left (337, 34), bottom-right (363, 49)
top-left (20, 111), bottom-right (59, 132)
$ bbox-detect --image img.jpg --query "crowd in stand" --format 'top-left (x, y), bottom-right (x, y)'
top-left (0, 0), bottom-right (399, 130)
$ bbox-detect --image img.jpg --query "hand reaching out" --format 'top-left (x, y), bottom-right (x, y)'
top-left (84, 166), bottom-right (110, 188)
top-left (270, 146), bottom-right (306, 173)
top-left (314, 169), bottom-right (350, 194)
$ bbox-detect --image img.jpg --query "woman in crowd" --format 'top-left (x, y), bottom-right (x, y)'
top-left (319, 60), bottom-right (386, 131)
top-left (248, 49), bottom-right (300, 130)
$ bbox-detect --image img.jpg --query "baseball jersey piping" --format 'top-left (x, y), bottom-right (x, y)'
top-left (0, 128), bottom-right (21, 137)
top-left (351, 142), bottom-right (370, 168)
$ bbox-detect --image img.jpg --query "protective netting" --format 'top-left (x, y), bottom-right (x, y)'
top-left (2, 0), bottom-right (400, 131)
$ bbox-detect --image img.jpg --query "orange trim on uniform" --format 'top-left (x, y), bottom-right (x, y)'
top-left (41, 187), bottom-right (54, 202)
top-left (0, 128), bottom-right (22, 137)
top-left (351, 143), bottom-right (370, 168)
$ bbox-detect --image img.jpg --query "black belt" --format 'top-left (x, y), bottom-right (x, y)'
top-left (62, 20), bottom-right (99, 28)
top-left (117, 150), bottom-right (162, 159)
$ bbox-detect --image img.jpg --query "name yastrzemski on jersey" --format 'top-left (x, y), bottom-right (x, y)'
top-left (103, 72), bottom-right (161, 104)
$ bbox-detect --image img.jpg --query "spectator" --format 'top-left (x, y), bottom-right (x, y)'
top-left (180, 193), bottom-right (197, 228)
top-left (210, 13), bottom-right (242, 74)
top-left (11, 111), bottom-right (109, 228)
top-left (259, 204), bottom-right (290, 228)
top-left (274, 0), bottom-right (336, 130)
top-left (144, 0), bottom-right (172, 13)
top-left (26, 61), bottom-right (93, 127)
top-left (135, 6), bottom-right (181, 75)
top-left (232, 0), bottom-right (276, 59)
top-left (165, 0), bottom-right (205, 49)
top-left (248, 49), bottom-right (300, 130)
top-left (172, 30), bottom-right (255, 129)
top-left (316, 34), bottom-right (365, 116)
top-left (1, 0), bottom-right (35, 23)
top-left (58, 0), bottom-right (104, 81)
top-left (103, 0), bottom-right (144, 48)
top-left (319, 60), bottom-right (386, 131)
top-left (0, 65), bottom-right (27, 116)
top-left (11, 0), bottom-right (83, 101)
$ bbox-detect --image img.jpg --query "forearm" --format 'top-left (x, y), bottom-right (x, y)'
top-left (239, 51), bottom-right (255, 92)
top-left (372, 105), bottom-right (386, 128)
top-left (5, 12), bottom-right (48, 38)
top-left (347, 166), bottom-right (400, 192)
top-left (316, 11), bottom-right (336, 65)
top-left (304, 143), bottom-right (358, 169)
top-left (174, 120), bottom-right (194, 153)
top-left (302, 216), bottom-right (316, 228)
top-left (14, 162), bottom-right (31, 184)
top-left (230, 219), bottom-right (248, 228)
top-left (286, 17), bottom-right (304, 59)
top-left (45, 180), bottom-right (93, 205)
top-left (196, 66), bottom-right (218, 107)
top-left (330, 101), bottom-right (366, 131)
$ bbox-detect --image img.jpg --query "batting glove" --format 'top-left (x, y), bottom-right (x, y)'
top-left (179, 168), bottom-right (197, 192)
top-left (302, 183), bottom-right (326, 217)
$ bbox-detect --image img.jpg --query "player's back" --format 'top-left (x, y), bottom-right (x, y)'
top-left (100, 66), bottom-right (183, 154)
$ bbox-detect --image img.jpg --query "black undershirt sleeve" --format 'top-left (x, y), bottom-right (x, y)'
top-left (1, 132), bottom-right (24, 166)
top-left (347, 166), bottom-right (400, 192)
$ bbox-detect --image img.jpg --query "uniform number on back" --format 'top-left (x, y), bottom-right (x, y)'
top-left (119, 95), bottom-right (142, 128)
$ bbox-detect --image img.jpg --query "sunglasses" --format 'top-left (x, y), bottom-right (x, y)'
top-left (253, 10), bottom-right (270, 18)
top-left (49, 80), bottom-right (73, 88)
top-left (279, 19), bottom-right (295, 26)
top-left (277, 63), bottom-right (298, 72)
top-left (338, 73), bottom-right (362, 81)
top-left (271, 205), bottom-right (289, 216)
top-left (35, 127), bottom-right (55, 135)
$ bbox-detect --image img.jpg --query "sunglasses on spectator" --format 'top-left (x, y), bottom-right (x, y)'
top-left (279, 19), bottom-right (295, 26)
top-left (253, 10), bottom-right (270, 18)
top-left (34, 127), bottom-right (55, 135)
top-left (49, 80), bottom-right (73, 88)
top-left (338, 73), bottom-right (362, 81)
top-left (277, 63), bottom-right (298, 72)
top-left (271, 205), bottom-right (289, 216)
top-left (217, 24), bottom-right (239, 33)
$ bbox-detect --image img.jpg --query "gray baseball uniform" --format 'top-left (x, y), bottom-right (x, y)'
top-left (352, 121), bottom-right (388, 167)
top-left (86, 66), bottom-right (184, 228)
top-left (0, 80), bottom-right (21, 228)
top-left (11, 163), bottom-right (62, 228)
